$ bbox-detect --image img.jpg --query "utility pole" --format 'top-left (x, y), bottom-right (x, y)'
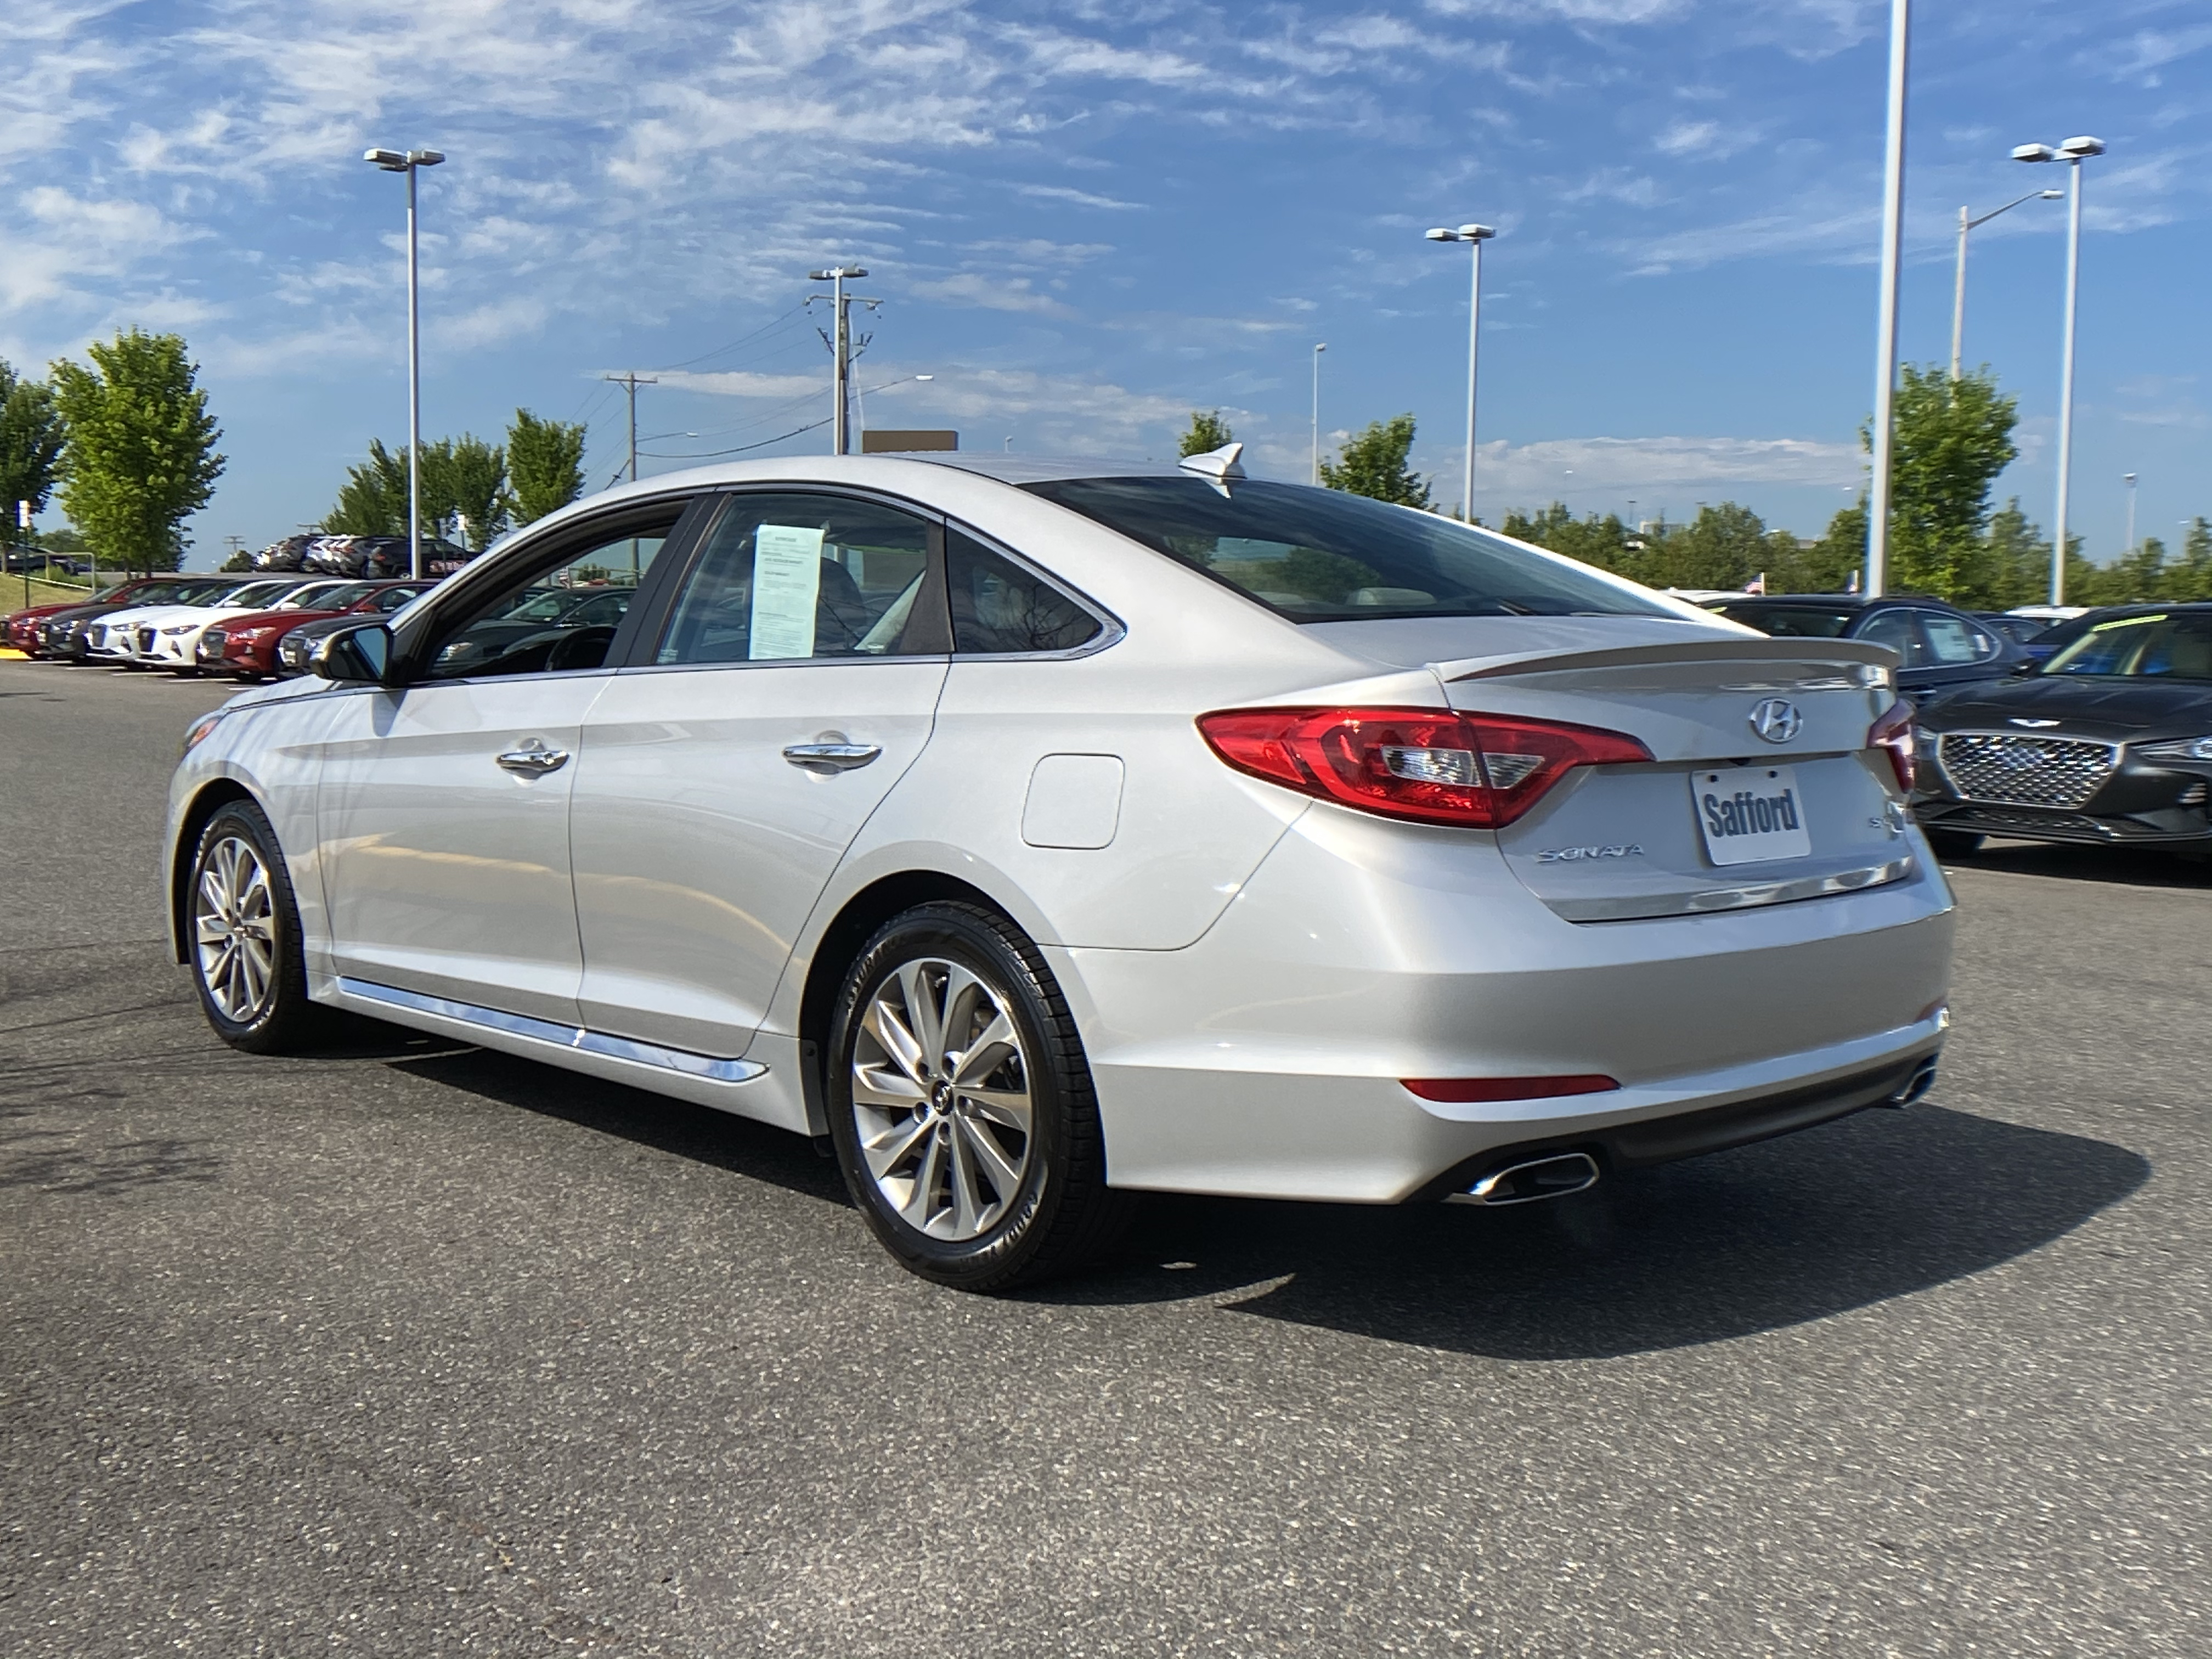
top-left (808, 267), bottom-right (873, 454)
top-left (603, 373), bottom-right (659, 484)
top-left (1311, 343), bottom-right (1326, 485)
top-left (1864, 0), bottom-right (1910, 599)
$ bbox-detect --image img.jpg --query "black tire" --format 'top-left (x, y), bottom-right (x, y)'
top-left (1924, 828), bottom-right (1984, 859)
top-left (185, 799), bottom-right (329, 1054)
top-left (825, 901), bottom-right (1132, 1292)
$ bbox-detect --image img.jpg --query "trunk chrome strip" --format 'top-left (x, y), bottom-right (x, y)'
top-left (1548, 855), bottom-right (1917, 923)
top-left (334, 977), bottom-right (768, 1084)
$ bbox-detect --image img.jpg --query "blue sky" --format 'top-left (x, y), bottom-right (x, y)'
top-left (5, 0), bottom-right (2208, 567)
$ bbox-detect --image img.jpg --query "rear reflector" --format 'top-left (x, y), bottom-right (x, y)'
top-left (1198, 706), bottom-right (1651, 828)
top-left (1402, 1075), bottom-right (1621, 1103)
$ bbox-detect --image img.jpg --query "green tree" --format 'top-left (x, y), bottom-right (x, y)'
top-left (1983, 498), bottom-right (2047, 607)
top-left (1501, 504), bottom-right (1643, 582)
top-left (1871, 365), bottom-right (2019, 603)
top-left (1320, 414), bottom-right (1430, 509)
top-left (1, 359), bottom-right (67, 528)
top-left (1177, 409), bottom-right (1235, 458)
top-left (49, 329), bottom-right (225, 575)
top-left (324, 439), bottom-right (409, 535)
top-left (421, 435), bottom-right (507, 550)
top-left (505, 409), bottom-right (586, 525)
top-left (2170, 518), bottom-right (2212, 601)
top-left (1644, 502), bottom-right (1771, 590)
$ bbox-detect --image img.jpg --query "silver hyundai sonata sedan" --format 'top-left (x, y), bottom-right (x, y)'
top-left (166, 449), bottom-right (1954, 1290)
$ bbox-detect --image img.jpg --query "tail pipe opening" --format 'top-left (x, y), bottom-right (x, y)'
top-left (1884, 1055), bottom-right (1939, 1108)
top-left (1447, 1150), bottom-right (1601, 1207)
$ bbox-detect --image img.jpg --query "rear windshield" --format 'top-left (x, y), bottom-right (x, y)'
top-left (1023, 476), bottom-right (1671, 621)
top-left (1709, 603), bottom-right (1854, 638)
top-left (2041, 611), bottom-right (2212, 680)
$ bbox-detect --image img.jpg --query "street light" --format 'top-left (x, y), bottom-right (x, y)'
top-left (2124, 472), bottom-right (2137, 557)
top-left (1950, 189), bottom-right (2063, 379)
top-left (1425, 223), bottom-right (1496, 522)
top-left (2013, 133), bottom-right (2106, 605)
top-left (1311, 343), bottom-right (1326, 485)
top-left (1864, 0), bottom-right (1910, 599)
top-left (364, 146), bottom-right (444, 579)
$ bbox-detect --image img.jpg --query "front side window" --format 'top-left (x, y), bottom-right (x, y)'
top-left (946, 529), bottom-right (1103, 655)
top-left (426, 519), bottom-right (678, 680)
top-left (1023, 476), bottom-right (1672, 622)
top-left (2043, 612), bottom-right (2212, 680)
top-left (656, 493), bottom-right (935, 665)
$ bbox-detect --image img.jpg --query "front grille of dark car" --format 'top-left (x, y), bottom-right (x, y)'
top-left (1941, 805), bottom-right (2111, 837)
top-left (1938, 732), bottom-right (2118, 809)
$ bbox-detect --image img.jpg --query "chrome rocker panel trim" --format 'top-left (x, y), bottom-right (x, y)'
top-left (334, 976), bottom-right (768, 1084)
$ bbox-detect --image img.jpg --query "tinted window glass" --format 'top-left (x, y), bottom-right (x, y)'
top-left (657, 493), bottom-right (934, 665)
top-left (1919, 611), bottom-right (1995, 665)
top-left (368, 584), bottom-right (430, 612)
top-left (427, 521), bottom-right (677, 680)
top-left (1024, 476), bottom-right (1669, 621)
top-left (2043, 612), bottom-right (2212, 680)
top-left (946, 529), bottom-right (1103, 654)
top-left (1855, 608), bottom-right (1926, 667)
top-left (1712, 603), bottom-right (1853, 638)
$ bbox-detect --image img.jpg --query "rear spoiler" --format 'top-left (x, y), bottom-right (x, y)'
top-left (1439, 637), bottom-right (1897, 683)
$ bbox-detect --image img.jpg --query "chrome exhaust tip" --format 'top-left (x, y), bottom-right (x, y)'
top-left (1447, 1151), bottom-right (1601, 1206)
top-left (1884, 1056), bottom-right (1940, 1108)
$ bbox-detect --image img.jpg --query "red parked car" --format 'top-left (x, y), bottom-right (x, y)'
top-left (5, 575), bottom-right (205, 656)
top-left (195, 578), bottom-right (436, 680)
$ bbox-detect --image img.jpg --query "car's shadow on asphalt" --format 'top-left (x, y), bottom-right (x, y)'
top-left (1953, 839), bottom-right (2212, 890)
top-left (1046, 1102), bottom-right (2149, 1359)
top-left (380, 1040), bottom-right (2147, 1361)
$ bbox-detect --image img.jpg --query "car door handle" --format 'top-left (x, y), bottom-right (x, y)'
top-left (496, 744), bottom-right (571, 775)
top-left (782, 742), bottom-right (882, 773)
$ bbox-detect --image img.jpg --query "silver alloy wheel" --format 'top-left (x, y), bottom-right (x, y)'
top-left (851, 957), bottom-right (1035, 1241)
top-left (194, 833), bottom-right (276, 1024)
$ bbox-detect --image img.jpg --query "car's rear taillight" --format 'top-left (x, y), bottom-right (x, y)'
top-left (1869, 699), bottom-right (1915, 793)
top-left (1197, 706), bottom-right (1652, 828)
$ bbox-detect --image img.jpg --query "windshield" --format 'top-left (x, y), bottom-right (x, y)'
top-left (1023, 476), bottom-right (1673, 621)
top-left (1709, 603), bottom-right (1854, 638)
top-left (298, 581), bottom-right (376, 610)
top-left (2041, 611), bottom-right (2212, 680)
top-left (218, 580), bottom-right (295, 607)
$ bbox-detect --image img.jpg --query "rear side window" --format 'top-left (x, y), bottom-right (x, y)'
top-left (656, 493), bottom-right (936, 664)
top-left (1855, 608), bottom-right (1926, 667)
top-left (1918, 611), bottom-right (1996, 665)
top-left (1023, 476), bottom-right (1670, 622)
top-left (946, 529), bottom-right (1104, 655)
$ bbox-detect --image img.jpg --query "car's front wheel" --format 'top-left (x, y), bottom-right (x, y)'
top-left (826, 901), bottom-right (1131, 1291)
top-left (187, 799), bottom-right (326, 1054)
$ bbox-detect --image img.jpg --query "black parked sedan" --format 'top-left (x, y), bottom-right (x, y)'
top-left (1702, 593), bottom-right (2029, 698)
top-left (1911, 604), bottom-right (2212, 857)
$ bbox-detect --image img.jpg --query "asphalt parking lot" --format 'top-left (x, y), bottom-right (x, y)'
top-left (2, 658), bottom-right (2206, 1658)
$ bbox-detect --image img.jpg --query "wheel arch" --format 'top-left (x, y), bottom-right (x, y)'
top-left (168, 778), bottom-right (259, 963)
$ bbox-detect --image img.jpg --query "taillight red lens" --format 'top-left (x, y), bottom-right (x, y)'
top-left (1402, 1075), bottom-right (1620, 1103)
top-left (1197, 706), bottom-right (1652, 828)
top-left (1869, 699), bottom-right (1915, 793)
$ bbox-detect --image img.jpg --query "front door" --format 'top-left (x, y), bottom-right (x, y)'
top-left (315, 513), bottom-right (688, 1023)
top-left (568, 490), bottom-right (950, 1057)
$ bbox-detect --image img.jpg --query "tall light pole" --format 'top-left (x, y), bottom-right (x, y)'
top-left (1425, 223), bottom-right (1496, 522)
top-left (2013, 135), bottom-right (2105, 605)
top-left (1864, 0), bottom-right (1910, 599)
top-left (364, 146), bottom-right (444, 579)
top-left (1311, 343), bottom-right (1326, 484)
top-left (808, 266), bottom-right (872, 455)
top-left (2124, 472), bottom-right (2137, 556)
top-left (1950, 189), bottom-right (2063, 380)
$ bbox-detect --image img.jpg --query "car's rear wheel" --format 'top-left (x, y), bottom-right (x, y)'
top-left (826, 901), bottom-right (1131, 1292)
top-left (188, 800), bottom-right (326, 1054)
top-left (1923, 828), bottom-right (1985, 859)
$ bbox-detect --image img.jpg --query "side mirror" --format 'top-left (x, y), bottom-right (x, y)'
top-left (311, 621), bottom-right (395, 683)
top-left (2010, 659), bottom-right (2038, 676)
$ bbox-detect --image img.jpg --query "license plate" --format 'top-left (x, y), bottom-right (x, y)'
top-left (1693, 766), bottom-right (1812, 866)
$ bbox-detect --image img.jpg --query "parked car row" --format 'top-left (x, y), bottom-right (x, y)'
top-left (1703, 592), bottom-right (2212, 864)
top-left (4, 574), bottom-right (441, 679)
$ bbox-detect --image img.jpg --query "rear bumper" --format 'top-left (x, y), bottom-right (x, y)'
top-left (1059, 803), bottom-right (1956, 1203)
top-left (1917, 799), bottom-right (2212, 846)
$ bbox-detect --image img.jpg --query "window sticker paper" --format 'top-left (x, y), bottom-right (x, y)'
top-left (749, 523), bottom-right (825, 659)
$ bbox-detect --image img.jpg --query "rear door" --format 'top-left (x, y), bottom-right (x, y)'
top-left (1436, 638), bottom-right (1912, 922)
top-left (567, 489), bottom-right (950, 1058)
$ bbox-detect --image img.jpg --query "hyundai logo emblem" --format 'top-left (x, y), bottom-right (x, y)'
top-left (1748, 698), bottom-right (1802, 743)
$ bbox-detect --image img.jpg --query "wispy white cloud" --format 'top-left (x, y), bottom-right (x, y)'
top-left (1469, 435), bottom-right (1865, 497)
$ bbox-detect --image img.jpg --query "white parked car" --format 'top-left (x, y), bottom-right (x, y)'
top-left (166, 451), bottom-right (1954, 1290)
top-left (90, 577), bottom-right (318, 668)
top-left (134, 577), bottom-right (367, 673)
